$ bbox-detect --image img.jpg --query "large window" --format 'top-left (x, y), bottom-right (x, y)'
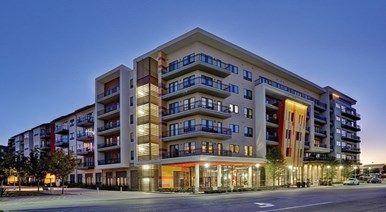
top-left (244, 127), bottom-right (253, 137)
top-left (229, 104), bottom-right (239, 113)
top-left (183, 75), bottom-right (195, 88)
top-left (184, 142), bottom-right (196, 154)
top-left (168, 60), bottom-right (179, 71)
top-left (243, 70), bottom-right (252, 81)
top-left (244, 108), bottom-right (253, 119)
top-left (244, 146), bottom-right (253, 156)
top-left (229, 84), bottom-right (239, 93)
top-left (227, 64), bottom-right (238, 74)
top-left (202, 141), bottom-right (213, 153)
top-left (229, 124), bottom-right (239, 133)
top-left (168, 81), bottom-right (179, 93)
top-left (183, 53), bottom-right (195, 66)
top-left (230, 144), bottom-right (240, 153)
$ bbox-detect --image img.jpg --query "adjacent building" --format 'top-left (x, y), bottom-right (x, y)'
top-left (6, 28), bottom-right (361, 191)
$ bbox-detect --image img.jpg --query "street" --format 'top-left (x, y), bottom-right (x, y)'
top-left (1, 184), bottom-right (386, 211)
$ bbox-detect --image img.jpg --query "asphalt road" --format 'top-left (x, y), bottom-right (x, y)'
top-left (2, 184), bottom-right (386, 212)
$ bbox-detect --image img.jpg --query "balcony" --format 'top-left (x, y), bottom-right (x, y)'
top-left (341, 134), bottom-right (361, 143)
top-left (40, 143), bottom-right (51, 150)
top-left (55, 125), bottom-right (69, 135)
top-left (314, 143), bottom-right (328, 148)
top-left (55, 138), bottom-right (69, 147)
top-left (97, 122), bottom-right (120, 136)
top-left (304, 141), bottom-right (310, 148)
top-left (40, 132), bottom-right (51, 139)
top-left (77, 115), bottom-right (94, 127)
top-left (314, 114), bottom-right (327, 124)
top-left (97, 104), bottom-right (120, 120)
top-left (266, 116), bottom-right (279, 128)
top-left (314, 129), bottom-right (327, 137)
top-left (303, 156), bottom-right (330, 162)
top-left (77, 132), bottom-right (94, 142)
top-left (341, 147), bottom-right (361, 154)
top-left (162, 148), bottom-right (249, 159)
top-left (162, 77), bottom-right (230, 101)
top-left (162, 100), bottom-right (231, 121)
top-left (97, 85), bottom-right (120, 104)
top-left (77, 147), bottom-right (94, 156)
top-left (97, 142), bottom-right (120, 151)
top-left (313, 99), bottom-right (327, 111)
top-left (266, 135), bottom-right (278, 145)
top-left (341, 122), bottom-right (361, 132)
top-left (162, 53), bottom-right (231, 80)
top-left (162, 124), bottom-right (232, 142)
top-left (98, 158), bottom-right (121, 165)
top-left (77, 162), bottom-right (95, 170)
top-left (341, 108), bottom-right (361, 120)
top-left (265, 98), bottom-right (279, 111)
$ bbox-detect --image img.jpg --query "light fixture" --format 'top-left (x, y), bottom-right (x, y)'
top-left (143, 165), bottom-right (150, 170)
top-left (327, 165), bottom-right (331, 169)
top-left (288, 165), bottom-right (293, 170)
top-left (204, 163), bottom-right (209, 168)
top-left (255, 164), bottom-right (260, 168)
top-left (339, 166), bottom-right (343, 169)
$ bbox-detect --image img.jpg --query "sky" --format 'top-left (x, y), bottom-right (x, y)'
top-left (0, 0), bottom-right (385, 165)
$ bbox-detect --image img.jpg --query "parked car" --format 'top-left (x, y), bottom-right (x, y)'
top-left (343, 178), bottom-right (360, 185)
top-left (368, 177), bottom-right (382, 183)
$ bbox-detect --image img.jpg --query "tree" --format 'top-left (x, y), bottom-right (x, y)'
top-left (340, 159), bottom-right (353, 180)
top-left (324, 157), bottom-right (338, 182)
top-left (28, 149), bottom-right (49, 192)
top-left (266, 147), bottom-right (286, 187)
top-left (48, 150), bottom-right (76, 194)
top-left (6, 154), bottom-right (29, 191)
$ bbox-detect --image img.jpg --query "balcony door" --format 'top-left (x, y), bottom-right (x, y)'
top-left (169, 123), bottom-right (179, 136)
top-left (184, 120), bottom-right (195, 133)
top-left (170, 144), bottom-right (179, 158)
top-left (201, 119), bottom-right (214, 132)
top-left (183, 97), bottom-right (195, 111)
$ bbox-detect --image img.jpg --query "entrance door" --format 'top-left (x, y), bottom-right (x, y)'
top-left (130, 170), bottom-right (139, 190)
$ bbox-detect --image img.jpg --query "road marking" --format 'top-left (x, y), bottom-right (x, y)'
top-left (254, 202), bottom-right (274, 208)
top-left (259, 202), bottom-right (332, 212)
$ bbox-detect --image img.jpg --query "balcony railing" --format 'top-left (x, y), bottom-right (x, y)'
top-left (40, 132), bottom-right (51, 139)
top-left (162, 53), bottom-right (231, 76)
top-left (162, 124), bottom-right (231, 138)
top-left (314, 143), bottom-right (328, 148)
top-left (314, 129), bottom-right (327, 136)
top-left (55, 138), bottom-right (69, 147)
top-left (266, 135), bottom-right (278, 142)
top-left (266, 117), bottom-right (278, 124)
top-left (78, 162), bottom-right (95, 169)
top-left (341, 134), bottom-right (361, 142)
top-left (77, 115), bottom-right (94, 126)
top-left (304, 156), bottom-right (330, 161)
top-left (77, 132), bottom-right (94, 141)
top-left (256, 77), bottom-right (327, 109)
top-left (163, 76), bottom-right (229, 96)
top-left (341, 108), bottom-right (360, 119)
top-left (341, 121), bottom-right (361, 131)
top-left (97, 103), bottom-right (120, 116)
top-left (98, 158), bottom-right (121, 165)
top-left (55, 124), bottom-right (69, 134)
top-left (163, 100), bottom-right (230, 116)
top-left (314, 114), bottom-right (327, 121)
top-left (97, 142), bottom-right (119, 149)
top-left (77, 147), bottom-right (94, 155)
top-left (162, 148), bottom-right (249, 159)
top-left (97, 85), bottom-right (120, 100)
top-left (97, 122), bottom-right (120, 132)
top-left (341, 147), bottom-right (361, 153)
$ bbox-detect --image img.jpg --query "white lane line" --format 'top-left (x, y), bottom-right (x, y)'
top-left (259, 202), bottom-right (332, 212)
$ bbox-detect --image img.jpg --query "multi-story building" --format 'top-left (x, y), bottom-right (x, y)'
top-left (31, 123), bottom-right (53, 157)
top-left (6, 28), bottom-right (360, 192)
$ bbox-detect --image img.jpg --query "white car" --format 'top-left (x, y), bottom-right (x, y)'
top-left (343, 178), bottom-right (360, 185)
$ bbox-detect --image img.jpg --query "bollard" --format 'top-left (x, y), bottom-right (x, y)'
top-left (120, 187), bottom-right (122, 192)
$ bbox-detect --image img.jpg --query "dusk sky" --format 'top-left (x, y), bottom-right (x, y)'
top-left (0, 0), bottom-right (385, 165)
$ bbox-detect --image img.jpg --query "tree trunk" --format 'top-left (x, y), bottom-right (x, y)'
top-left (61, 177), bottom-right (64, 194)
top-left (37, 180), bottom-right (40, 192)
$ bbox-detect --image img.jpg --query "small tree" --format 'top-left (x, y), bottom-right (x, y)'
top-left (266, 147), bottom-right (286, 187)
top-left (341, 159), bottom-right (353, 180)
top-left (6, 154), bottom-right (29, 191)
top-left (324, 157), bottom-right (338, 182)
top-left (48, 150), bottom-right (76, 194)
top-left (28, 149), bottom-right (49, 192)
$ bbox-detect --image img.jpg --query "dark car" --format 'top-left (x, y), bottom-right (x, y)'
top-left (368, 177), bottom-right (382, 183)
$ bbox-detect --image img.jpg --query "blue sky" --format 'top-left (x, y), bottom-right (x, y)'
top-left (1, 0), bottom-right (385, 164)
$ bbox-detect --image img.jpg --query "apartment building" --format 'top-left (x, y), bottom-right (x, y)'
top-left (31, 123), bottom-right (52, 157)
top-left (6, 28), bottom-right (360, 191)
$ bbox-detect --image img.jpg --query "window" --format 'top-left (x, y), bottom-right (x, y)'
top-left (336, 128), bottom-right (341, 134)
top-left (336, 116), bottom-right (341, 121)
top-left (243, 89), bottom-right (252, 100)
top-left (202, 141), bottom-right (213, 153)
top-left (244, 127), bottom-right (253, 137)
top-left (183, 53), bottom-right (195, 66)
top-left (183, 120), bottom-right (195, 132)
top-left (169, 102), bottom-right (179, 114)
top-left (130, 78), bottom-right (133, 88)
top-left (229, 124), bottom-right (239, 133)
top-left (227, 64), bottom-right (238, 74)
top-left (183, 75), bottom-right (195, 88)
top-left (336, 153), bottom-right (341, 159)
top-left (335, 103), bottom-right (340, 108)
top-left (70, 119), bottom-right (75, 127)
top-left (169, 60), bottom-right (179, 71)
top-left (130, 114), bottom-right (134, 124)
top-left (243, 70), bottom-right (252, 81)
top-left (169, 123), bottom-right (179, 136)
top-left (229, 84), bottom-right (239, 93)
top-left (168, 81), bottom-right (179, 93)
top-left (230, 144), bottom-right (240, 153)
top-left (70, 132), bottom-right (74, 140)
top-left (201, 97), bottom-right (214, 109)
top-left (184, 142), bottom-right (196, 154)
top-left (131, 151), bottom-right (134, 160)
top-left (201, 75), bottom-right (213, 87)
top-left (244, 108), bottom-right (253, 119)
top-left (286, 129), bottom-right (291, 139)
top-left (183, 97), bottom-right (195, 111)
top-left (130, 96), bottom-right (134, 106)
top-left (244, 146), bottom-right (253, 156)
top-left (130, 132), bottom-right (134, 142)
top-left (296, 132), bottom-right (301, 141)
top-left (229, 104), bottom-right (239, 113)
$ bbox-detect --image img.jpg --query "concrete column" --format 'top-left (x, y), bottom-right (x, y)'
top-left (194, 164), bottom-right (199, 193)
top-left (248, 166), bottom-right (252, 188)
top-left (217, 165), bottom-right (222, 188)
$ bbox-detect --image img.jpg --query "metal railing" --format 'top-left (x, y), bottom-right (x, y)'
top-left (162, 53), bottom-right (231, 75)
top-left (162, 124), bottom-right (231, 138)
top-left (314, 114), bottom-right (327, 121)
top-left (97, 85), bottom-right (120, 99)
top-left (97, 103), bottom-right (120, 116)
top-left (163, 100), bottom-right (230, 116)
top-left (163, 76), bottom-right (229, 95)
top-left (98, 142), bottom-right (119, 148)
top-left (77, 115), bottom-right (94, 124)
top-left (98, 158), bottom-right (121, 165)
top-left (266, 135), bottom-right (278, 141)
top-left (162, 148), bottom-right (239, 158)
top-left (97, 122), bottom-right (120, 132)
